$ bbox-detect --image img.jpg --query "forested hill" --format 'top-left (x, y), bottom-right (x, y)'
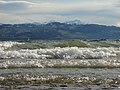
top-left (0, 22), bottom-right (120, 40)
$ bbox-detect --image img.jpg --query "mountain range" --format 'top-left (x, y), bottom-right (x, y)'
top-left (0, 20), bottom-right (120, 40)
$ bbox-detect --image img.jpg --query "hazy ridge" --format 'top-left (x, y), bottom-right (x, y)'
top-left (0, 22), bottom-right (120, 40)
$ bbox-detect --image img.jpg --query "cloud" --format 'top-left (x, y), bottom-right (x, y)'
top-left (116, 22), bottom-right (120, 27)
top-left (0, 0), bottom-right (114, 14)
top-left (0, 0), bottom-right (34, 12)
top-left (0, 0), bottom-right (120, 25)
top-left (0, 13), bottom-right (23, 23)
top-left (30, 2), bottom-right (113, 13)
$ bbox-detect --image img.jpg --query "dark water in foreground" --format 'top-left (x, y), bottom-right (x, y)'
top-left (0, 41), bottom-right (120, 90)
top-left (0, 68), bottom-right (119, 90)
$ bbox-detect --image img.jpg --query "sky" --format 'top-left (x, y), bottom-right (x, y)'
top-left (0, 0), bottom-right (120, 26)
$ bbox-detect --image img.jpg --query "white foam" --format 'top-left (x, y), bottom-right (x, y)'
top-left (0, 47), bottom-right (119, 59)
top-left (0, 41), bottom-right (120, 68)
top-left (0, 41), bottom-right (24, 50)
top-left (0, 41), bottom-right (119, 59)
top-left (0, 59), bottom-right (120, 68)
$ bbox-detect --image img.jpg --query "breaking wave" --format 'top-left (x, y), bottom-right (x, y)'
top-left (0, 41), bottom-right (120, 68)
top-left (0, 41), bottom-right (24, 50)
top-left (0, 59), bottom-right (120, 68)
top-left (0, 47), bottom-right (119, 59)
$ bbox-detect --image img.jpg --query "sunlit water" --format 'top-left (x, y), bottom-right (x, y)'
top-left (0, 41), bottom-right (120, 90)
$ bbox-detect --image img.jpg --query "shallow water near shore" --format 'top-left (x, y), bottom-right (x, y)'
top-left (0, 68), bottom-right (120, 90)
top-left (0, 40), bottom-right (120, 90)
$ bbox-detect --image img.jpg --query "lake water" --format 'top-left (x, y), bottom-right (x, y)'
top-left (0, 41), bottom-right (120, 90)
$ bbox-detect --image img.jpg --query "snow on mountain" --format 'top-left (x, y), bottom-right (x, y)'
top-left (65, 20), bottom-right (83, 25)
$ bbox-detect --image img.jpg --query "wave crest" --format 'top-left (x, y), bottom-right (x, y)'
top-left (0, 47), bottom-right (119, 59)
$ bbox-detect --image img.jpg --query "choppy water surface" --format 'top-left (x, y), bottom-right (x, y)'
top-left (0, 40), bottom-right (120, 90)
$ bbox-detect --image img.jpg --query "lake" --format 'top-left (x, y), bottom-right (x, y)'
top-left (0, 40), bottom-right (119, 90)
